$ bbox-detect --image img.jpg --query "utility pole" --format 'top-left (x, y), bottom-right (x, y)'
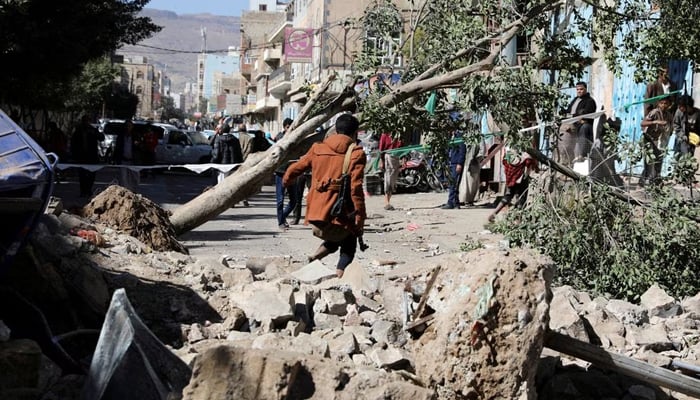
top-left (343, 20), bottom-right (351, 70)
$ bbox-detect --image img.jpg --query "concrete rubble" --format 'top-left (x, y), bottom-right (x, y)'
top-left (2, 200), bottom-right (700, 400)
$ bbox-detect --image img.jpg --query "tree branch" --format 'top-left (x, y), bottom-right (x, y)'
top-left (415, 1), bottom-right (563, 82)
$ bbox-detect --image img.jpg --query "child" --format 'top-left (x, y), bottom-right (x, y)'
top-left (488, 148), bottom-right (538, 222)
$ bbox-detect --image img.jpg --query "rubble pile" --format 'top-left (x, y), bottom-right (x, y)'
top-left (1, 198), bottom-right (699, 399)
top-left (82, 185), bottom-right (187, 253)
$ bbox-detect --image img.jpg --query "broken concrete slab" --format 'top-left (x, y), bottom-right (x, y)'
top-left (290, 260), bottom-right (336, 284)
top-left (641, 284), bottom-right (681, 318)
top-left (339, 261), bottom-right (378, 294)
top-left (228, 283), bottom-right (295, 327)
top-left (245, 256), bottom-right (291, 276)
top-left (182, 345), bottom-right (435, 400)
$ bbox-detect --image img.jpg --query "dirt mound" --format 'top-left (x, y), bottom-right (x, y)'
top-left (82, 185), bottom-right (188, 253)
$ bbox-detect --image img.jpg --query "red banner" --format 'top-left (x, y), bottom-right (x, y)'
top-left (284, 27), bottom-right (314, 63)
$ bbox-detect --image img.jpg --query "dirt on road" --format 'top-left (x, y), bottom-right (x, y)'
top-left (54, 168), bottom-right (503, 269)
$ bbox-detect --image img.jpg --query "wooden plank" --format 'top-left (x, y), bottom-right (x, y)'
top-left (544, 330), bottom-right (700, 398)
top-left (411, 265), bottom-right (441, 321)
top-left (406, 314), bottom-right (435, 331)
top-left (480, 142), bottom-right (505, 168)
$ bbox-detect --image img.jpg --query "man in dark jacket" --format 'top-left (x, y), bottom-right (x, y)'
top-left (441, 131), bottom-right (467, 209)
top-left (70, 115), bottom-right (104, 197)
top-left (211, 124), bottom-right (243, 185)
top-left (274, 118), bottom-right (304, 229)
top-left (645, 66), bottom-right (678, 116)
top-left (564, 81), bottom-right (597, 162)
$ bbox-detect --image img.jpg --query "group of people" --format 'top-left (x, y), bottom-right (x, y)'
top-left (558, 67), bottom-right (700, 187)
top-left (69, 117), bottom-right (145, 197)
top-left (639, 66), bottom-right (700, 186)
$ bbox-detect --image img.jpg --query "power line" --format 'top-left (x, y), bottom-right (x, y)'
top-left (129, 10), bottom-right (369, 55)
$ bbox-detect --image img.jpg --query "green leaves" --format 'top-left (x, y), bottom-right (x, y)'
top-left (0, 0), bottom-right (160, 108)
top-left (494, 179), bottom-right (700, 301)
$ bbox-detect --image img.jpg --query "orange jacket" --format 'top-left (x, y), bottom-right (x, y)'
top-left (283, 133), bottom-right (366, 231)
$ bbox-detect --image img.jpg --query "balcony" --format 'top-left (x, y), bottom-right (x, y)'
top-left (263, 47), bottom-right (282, 63)
top-left (253, 59), bottom-right (273, 81)
top-left (240, 62), bottom-right (253, 77)
top-left (254, 95), bottom-right (280, 112)
top-left (268, 65), bottom-right (291, 98)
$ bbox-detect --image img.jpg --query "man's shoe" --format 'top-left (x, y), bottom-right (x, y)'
top-left (384, 204), bottom-right (395, 211)
top-left (441, 204), bottom-right (455, 209)
top-left (279, 222), bottom-right (290, 231)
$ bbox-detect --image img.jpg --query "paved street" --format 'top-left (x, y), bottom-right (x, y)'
top-left (52, 167), bottom-right (499, 269)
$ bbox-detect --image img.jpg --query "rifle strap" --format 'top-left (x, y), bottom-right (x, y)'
top-left (341, 143), bottom-right (356, 175)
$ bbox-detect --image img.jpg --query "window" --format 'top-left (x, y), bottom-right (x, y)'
top-left (365, 32), bottom-right (403, 67)
top-left (136, 85), bottom-right (143, 95)
top-left (259, 4), bottom-right (267, 11)
top-left (136, 71), bottom-right (144, 79)
top-left (168, 131), bottom-right (189, 145)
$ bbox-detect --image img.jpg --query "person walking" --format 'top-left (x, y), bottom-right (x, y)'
top-left (211, 124), bottom-right (243, 185)
top-left (273, 118), bottom-right (303, 230)
top-left (488, 148), bottom-right (538, 223)
top-left (70, 115), bottom-right (104, 197)
top-left (283, 114), bottom-right (366, 278)
top-left (441, 131), bottom-right (467, 209)
top-left (379, 132), bottom-right (402, 210)
top-left (114, 119), bottom-right (140, 191)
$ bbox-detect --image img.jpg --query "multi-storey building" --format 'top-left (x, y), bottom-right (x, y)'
top-left (119, 56), bottom-right (156, 119)
top-left (239, 4), bottom-right (288, 132)
top-left (237, 0), bottom-right (414, 132)
top-left (196, 47), bottom-right (241, 114)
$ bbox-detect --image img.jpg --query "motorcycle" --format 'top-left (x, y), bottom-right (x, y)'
top-left (395, 150), bottom-right (444, 192)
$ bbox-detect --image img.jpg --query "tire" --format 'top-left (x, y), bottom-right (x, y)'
top-left (416, 173), bottom-right (431, 192)
top-left (427, 172), bottom-right (444, 192)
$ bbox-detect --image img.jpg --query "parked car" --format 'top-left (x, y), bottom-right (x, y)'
top-left (99, 120), bottom-right (211, 165)
top-left (187, 130), bottom-right (211, 146)
top-left (201, 129), bottom-right (216, 142)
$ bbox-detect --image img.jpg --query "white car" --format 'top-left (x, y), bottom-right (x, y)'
top-left (100, 120), bottom-right (212, 165)
top-left (151, 123), bottom-right (212, 164)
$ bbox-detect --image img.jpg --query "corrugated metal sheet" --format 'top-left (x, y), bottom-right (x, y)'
top-left (612, 60), bottom-right (693, 175)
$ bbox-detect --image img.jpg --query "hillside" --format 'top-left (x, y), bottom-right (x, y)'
top-left (118, 9), bottom-right (241, 93)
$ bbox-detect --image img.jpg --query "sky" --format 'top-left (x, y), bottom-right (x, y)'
top-left (146, 0), bottom-right (249, 17)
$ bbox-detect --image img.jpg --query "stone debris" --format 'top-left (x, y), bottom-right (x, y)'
top-left (289, 259), bottom-right (337, 284)
top-left (5, 201), bottom-right (700, 400)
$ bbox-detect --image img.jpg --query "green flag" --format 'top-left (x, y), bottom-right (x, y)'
top-left (425, 91), bottom-right (437, 115)
top-left (623, 89), bottom-right (682, 112)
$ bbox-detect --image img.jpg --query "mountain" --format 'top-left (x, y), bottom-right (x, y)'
top-left (118, 9), bottom-right (241, 93)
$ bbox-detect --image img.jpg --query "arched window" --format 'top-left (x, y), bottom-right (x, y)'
top-left (136, 85), bottom-right (143, 95)
top-left (136, 71), bottom-right (144, 79)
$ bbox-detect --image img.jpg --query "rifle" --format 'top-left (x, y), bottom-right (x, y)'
top-left (329, 143), bottom-right (369, 252)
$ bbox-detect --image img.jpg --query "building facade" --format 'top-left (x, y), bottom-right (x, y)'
top-left (196, 48), bottom-right (241, 114)
top-left (120, 56), bottom-right (156, 119)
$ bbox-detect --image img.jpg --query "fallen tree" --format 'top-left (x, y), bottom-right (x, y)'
top-left (169, 0), bottom-right (700, 235)
top-left (169, 0), bottom-right (558, 234)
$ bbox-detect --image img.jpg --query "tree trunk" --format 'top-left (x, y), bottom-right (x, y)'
top-left (168, 3), bottom-right (553, 235)
top-left (169, 90), bottom-right (356, 235)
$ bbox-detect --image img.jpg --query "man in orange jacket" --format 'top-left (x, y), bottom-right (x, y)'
top-left (283, 114), bottom-right (366, 278)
